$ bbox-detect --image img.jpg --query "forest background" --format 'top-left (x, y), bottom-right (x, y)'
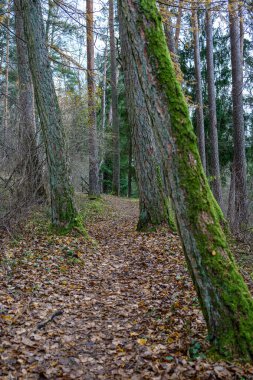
top-left (0, 0), bottom-right (252, 232)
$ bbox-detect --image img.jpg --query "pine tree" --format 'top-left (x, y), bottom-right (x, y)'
top-left (118, 0), bottom-right (253, 360)
top-left (21, 0), bottom-right (77, 228)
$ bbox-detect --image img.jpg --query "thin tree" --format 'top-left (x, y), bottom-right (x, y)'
top-left (3, 0), bottom-right (10, 146)
top-left (175, 0), bottom-right (182, 51)
top-left (86, 0), bottom-right (100, 197)
top-left (118, 0), bottom-right (253, 359)
top-left (206, 2), bottom-right (223, 208)
top-left (109, 0), bottom-right (120, 195)
top-left (21, 0), bottom-right (77, 228)
top-left (228, 0), bottom-right (247, 232)
top-left (14, 0), bottom-right (44, 200)
top-left (160, 4), bottom-right (176, 56)
top-left (99, 38), bottom-right (108, 192)
top-left (192, 1), bottom-right (206, 172)
top-left (127, 130), bottom-right (132, 198)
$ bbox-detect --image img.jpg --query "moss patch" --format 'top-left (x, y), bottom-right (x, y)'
top-left (138, 0), bottom-right (253, 361)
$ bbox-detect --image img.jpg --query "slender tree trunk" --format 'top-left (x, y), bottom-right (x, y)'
top-left (86, 0), bottom-right (100, 197)
top-left (227, 162), bottom-right (235, 222)
top-left (175, 0), bottom-right (182, 51)
top-left (14, 0), bottom-right (44, 200)
top-left (109, 0), bottom-right (120, 195)
top-left (118, 0), bottom-right (253, 360)
top-left (228, 0), bottom-right (247, 232)
top-left (127, 130), bottom-right (132, 198)
top-left (192, 2), bottom-right (206, 173)
top-left (101, 41), bottom-right (108, 134)
top-left (45, 0), bottom-right (54, 45)
top-left (120, 2), bottom-right (175, 231)
top-left (206, 3), bottom-right (223, 208)
top-left (99, 39), bottom-right (108, 193)
top-left (239, 3), bottom-right (244, 63)
top-left (3, 0), bottom-right (10, 146)
top-left (160, 5), bottom-right (176, 56)
top-left (21, 0), bottom-right (77, 227)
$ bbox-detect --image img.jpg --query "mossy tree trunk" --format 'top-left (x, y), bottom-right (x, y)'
top-left (21, 0), bottom-right (77, 227)
top-left (120, 9), bottom-right (175, 231)
top-left (118, 0), bottom-right (253, 360)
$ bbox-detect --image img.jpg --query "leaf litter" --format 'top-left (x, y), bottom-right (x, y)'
top-left (0, 195), bottom-right (253, 379)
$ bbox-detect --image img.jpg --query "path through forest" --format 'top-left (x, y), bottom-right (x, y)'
top-left (1, 196), bottom-right (253, 379)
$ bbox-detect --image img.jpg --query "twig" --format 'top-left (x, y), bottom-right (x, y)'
top-left (36, 310), bottom-right (64, 330)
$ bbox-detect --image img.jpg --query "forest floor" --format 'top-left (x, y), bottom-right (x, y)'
top-left (1, 195), bottom-right (253, 379)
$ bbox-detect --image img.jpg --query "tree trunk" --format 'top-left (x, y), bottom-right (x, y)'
top-left (192, 3), bottom-right (206, 173)
top-left (175, 0), bottom-right (182, 51)
top-left (21, 0), bottom-right (77, 228)
top-left (119, 2), bottom-right (175, 231)
top-left (86, 0), bottom-right (100, 198)
top-left (99, 39), bottom-right (108, 193)
top-left (127, 130), bottom-right (132, 198)
top-left (3, 0), bottom-right (10, 147)
top-left (160, 5), bottom-right (176, 56)
top-left (109, 0), bottom-right (120, 196)
top-left (228, 0), bottom-right (247, 232)
top-left (14, 0), bottom-right (44, 200)
top-left (227, 163), bottom-right (235, 222)
top-left (45, 0), bottom-right (54, 45)
top-left (118, 0), bottom-right (253, 360)
top-left (206, 4), bottom-right (223, 208)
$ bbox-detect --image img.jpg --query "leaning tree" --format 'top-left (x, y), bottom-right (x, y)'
top-left (21, 0), bottom-right (77, 227)
top-left (118, 0), bottom-right (253, 360)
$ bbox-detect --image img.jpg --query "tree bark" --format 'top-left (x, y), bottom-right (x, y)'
top-left (14, 0), bottom-right (44, 200)
top-left (205, 3), bottom-right (223, 208)
top-left (118, 0), bottom-right (253, 360)
top-left (127, 131), bottom-right (132, 198)
top-left (160, 5), bottom-right (176, 56)
top-left (119, 1), bottom-right (175, 231)
top-left (109, 0), bottom-right (120, 196)
top-left (21, 0), bottom-right (77, 227)
top-left (228, 0), bottom-right (248, 232)
top-left (227, 162), bottom-right (235, 222)
top-left (99, 39), bottom-right (108, 193)
top-left (175, 0), bottom-right (182, 51)
top-left (192, 2), bottom-right (206, 173)
top-left (3, 0), bottom-right (10, 147)
top-left (86, 0), bottom-right (100, 197)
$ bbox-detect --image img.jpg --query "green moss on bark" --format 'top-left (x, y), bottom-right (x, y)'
top-left (137, 0), bottom-right (253, 361)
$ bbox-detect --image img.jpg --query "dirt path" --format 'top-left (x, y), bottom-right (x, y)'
top-left (0, 196), bottom-right (253, 379)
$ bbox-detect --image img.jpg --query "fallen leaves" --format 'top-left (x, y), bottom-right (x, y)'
top-left (0, 195), bottom-right (253, 379)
